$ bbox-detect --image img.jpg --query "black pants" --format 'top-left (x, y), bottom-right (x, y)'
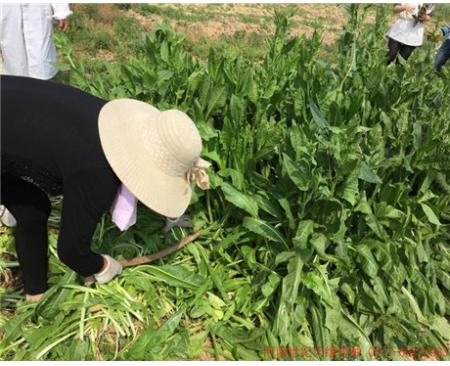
top-left (1, 175), bottom-right (101, 295)
top-left (387, 37), bottom-right (417, 65)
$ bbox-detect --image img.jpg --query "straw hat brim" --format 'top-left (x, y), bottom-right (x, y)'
top-left (98, 99), bottom-right (192, 218)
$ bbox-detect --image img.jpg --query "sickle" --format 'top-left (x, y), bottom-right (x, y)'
top-left (118, 230), bottom-right (201, 267)
top-left (84, 231), bottom-right (201, 285)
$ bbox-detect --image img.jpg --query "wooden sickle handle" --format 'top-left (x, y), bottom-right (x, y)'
top-left (83, 231), bottom-right (201, 285)
top-left (118, 230), bottom-right (201, 268)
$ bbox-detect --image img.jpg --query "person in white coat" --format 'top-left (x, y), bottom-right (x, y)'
top-left (386, 3), bottom-right (434, 65)
top-left (0, 4), bottom-right (72, 80)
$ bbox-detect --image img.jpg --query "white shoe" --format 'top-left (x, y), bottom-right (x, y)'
top-left (94, 254), bottom-right (123, 284)
top-left (0, 205), bottom-right (17, 227)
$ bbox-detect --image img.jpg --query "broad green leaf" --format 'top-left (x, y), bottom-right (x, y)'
top-left (310, 101), bottom-right (330, 130)
top-left (281, 256), bottom-right (303, 305)
top-left (127, 308), bottom-right (185, 359)
top-left (401, 286), bottom-right (425, 322)
top-left (1, 311), bottom-right (33, 345)
top-left (278, 197), bottom-right (295, 231)
top-left (142, 264), bottom-right (204, 290)
top-left (261, 274), bottom-right (281, 298)
top-left (420, 203), bottom-right (441, 226)
top-left (283, 154), bottom-right (309, 191)
top-left (229, 94), bottom-right (245, 123)
top-left (187, 70), bottom-right (205, 94)
top-left (243, 217), bottom-right (288, 249)
top-left (357, 245), bottom-right (379, 278)
top-left (293, 220), bottom-right (314, 249)
top-left (221, 182), bottom-right (259, 217)
top-left (275, 250), bottom-right (296, 265)
top-left (358, 162), bottom-right (382, 184)
top-left (160, 40), bottom-right (170, 63)
top-left (206, 87), bottom-right (227, 118)
top-left (342, 168), bottom-right (360, 206)
top-left (208, 292), bottom-right (226, 309)
top-left (430, 316), bottom-right (450, 340)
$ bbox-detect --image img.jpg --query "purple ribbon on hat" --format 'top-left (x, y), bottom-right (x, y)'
top-left (110, 184), bottom-right (138, 231)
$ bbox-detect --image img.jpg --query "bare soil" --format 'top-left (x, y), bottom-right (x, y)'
top-left (123, 4), bottom-right (349, 46)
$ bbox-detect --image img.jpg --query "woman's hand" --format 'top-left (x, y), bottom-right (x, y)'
top-left (162, 214), bottom-right (193, 233)
top-left (402, 4), bottom-right (415, 13)
top-left (58, 18), bottom-right (69, 32)
top-left (93, 255), bottom-right (123, 284)
top-left (394, 4), bottom-right (415, 13)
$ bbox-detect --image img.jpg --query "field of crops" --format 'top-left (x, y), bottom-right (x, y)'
top-left (1, 4), bottom-right (450, 361)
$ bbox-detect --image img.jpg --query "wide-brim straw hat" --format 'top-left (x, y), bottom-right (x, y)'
top-left (98, 98), bottom-right (211, 218)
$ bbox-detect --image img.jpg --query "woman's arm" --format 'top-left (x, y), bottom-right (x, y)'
top-left (51, 4), bottom-right (72, 32)
top-left (50, 3), bottom-right (72, 20)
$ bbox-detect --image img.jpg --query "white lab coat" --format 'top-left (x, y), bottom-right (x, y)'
top-left (386, 3), bottom-right (434, 47)
top-left (0, 3), bottom-right (72, 79)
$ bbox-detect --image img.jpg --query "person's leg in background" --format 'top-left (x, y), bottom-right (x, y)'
top-left (0, 4), bottom-right (29, 76)
top-left (1, 175), bottom-right (51, 301)
top-left (387, 37), bottom-right (402, 65)
top-left (398, 44), bottom-right (417, 62)
top-left (435, 38), bottom-right (450, 72)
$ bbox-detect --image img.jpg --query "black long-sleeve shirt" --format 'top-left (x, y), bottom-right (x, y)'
top-left (1, 75), bottom-right (121, 274)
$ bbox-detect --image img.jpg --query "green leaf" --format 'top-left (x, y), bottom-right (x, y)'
top-left (243, 217), bottom-right (288, 249)
top-left (420, 203), bottom-right (441, 226)
top-left (275, 251), bottom-right (296, 266)
top-left (401, 286), bottom-right (425, 322)
top-left (67, 340), bottom-right (89, 360)
top-left (310, 101), bottom-right (330, 130)
top-left (187, 70), bottom-right (205, 95)
top-left (303, 271), bottom-right (326, 298)
top-left (160, 40), bottom-right (170, 63)
top-left (278, 197), bottom-right (296, 231)
top-left (156, 69), bottom-right (174, 83)
top-left (283, 153), bottom-right (309, 191)
top-left (208, 292), bottom-right (226, 309)
top-left (229, 94), bottom-right (245, 123)
top-left (127, 308), bottom-right (185, 359)
top-left (281, 257), bottom-right (303, 306)
top-left (293, 220), bottom-right (314, 249)
top-left (342, 168), bottom-right (360, 206)
top-left (206, 87), bottom-right (227, 118)
top-left (357, 245), bottom-right (379, 278)
top-left (1, 311), bottom-right (33, 345)
top-left (143, 265), bottom-right (204, 290)
top-left (221, 181), bottom-right (259, 217)
top-left (261, 274), bottom-right (281, 298)
top-left (358, 162), bottom-right (382, 184)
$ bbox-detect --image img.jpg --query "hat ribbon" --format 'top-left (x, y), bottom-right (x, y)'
top-left (186, 158), bottom-right (211, 190)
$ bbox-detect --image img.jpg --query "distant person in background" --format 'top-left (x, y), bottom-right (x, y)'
top-left (386, 3), bottom-right (434, 65)
top-left (0, 4), bottom-right (72, 80)
top-left (434, 22), bottom-right (450, 72)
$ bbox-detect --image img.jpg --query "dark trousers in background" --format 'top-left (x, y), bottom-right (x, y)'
top-left (435, 38), bottom-right (450, 72)
top-left (386, 37), bottom-right (417, 65)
